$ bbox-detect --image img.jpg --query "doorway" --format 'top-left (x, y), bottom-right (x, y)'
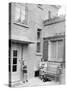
top-left (9, 43), bottom-right (23, 83)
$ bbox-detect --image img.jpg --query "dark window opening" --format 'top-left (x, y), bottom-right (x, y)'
top-left (37, 29), bottom-right (41, 40)
top-left (13, 65), bottom-right (17, 72)
top-left (13, 58), bottom-right (17, 64)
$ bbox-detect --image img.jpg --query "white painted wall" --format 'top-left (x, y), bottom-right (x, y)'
top-left (42, 21), bottom-right (65, 38)
top-left (11, 3), bottom-right (59, 79)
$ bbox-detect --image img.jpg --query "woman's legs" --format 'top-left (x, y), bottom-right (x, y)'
top-left (23, 73), bottom-right (28, 83)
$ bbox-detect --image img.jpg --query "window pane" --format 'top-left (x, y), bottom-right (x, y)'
top-left (13, 50), bottom-right (17, 56)
top-left (37, 42), bottom-right (40, 53)
top-left (13, 58), bottom-right (17, 64)
top-left (15, 6), bottom-right (20, 22)
top-left (37, 31), bottom-right (40, 39)
top-left (51, 41), bottom-right (56, 58)
top-left (48, 11), bottom-right (51, 19)
top-left (58, 40), bottom-right (63, 58)
top-left (21, 6), bottom-right (25, 23)
top-left (12, 65), bottom-right (17, 72)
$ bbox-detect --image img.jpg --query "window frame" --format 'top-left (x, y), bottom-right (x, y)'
top-left (36, 28), bottom-right (42, 53)
top-left (50, 39), bottom-right (64, 61)
top-left (12, 50), bottom-right (18, 72)
top-left (14, 3), bottom-right (27, 25)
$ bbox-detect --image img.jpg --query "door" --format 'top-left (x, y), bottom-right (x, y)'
top-left (11, 44), bottom-right (22, 82)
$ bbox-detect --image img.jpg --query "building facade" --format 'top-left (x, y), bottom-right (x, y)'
top-left (42, 16), bottom-right (65, 64)
top-left (42, 16), bottom-right (65, 84)
top-left (9, 2), bottom-right (61, 86)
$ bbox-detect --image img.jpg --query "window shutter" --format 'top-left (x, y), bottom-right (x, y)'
top-left (43, 40), bottom-right (48, 61)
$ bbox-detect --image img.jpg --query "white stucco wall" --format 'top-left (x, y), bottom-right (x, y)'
top-left (11, 3), bottom-right (59, 79)
top-left (42, 19), bottom-right (65, 63)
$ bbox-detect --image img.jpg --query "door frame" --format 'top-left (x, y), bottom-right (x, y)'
top-left (9, 43), bottom-right (23, 85)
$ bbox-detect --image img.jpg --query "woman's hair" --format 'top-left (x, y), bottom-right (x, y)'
top-left (41, 58), bottom-right (44, 61)
top-left (22, 61), bottom-right (24, 65)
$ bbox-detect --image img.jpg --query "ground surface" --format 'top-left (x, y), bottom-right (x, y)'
top-left (13, 77), bottom-right (59, 87)
top-left (12, 68), bottom-right (65, 88)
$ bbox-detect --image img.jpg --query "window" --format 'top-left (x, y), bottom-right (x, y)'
top-left (15, 6), bottom-right (20, 22)
top-left (13, 50), bottom-right (17, 56)
top-left (13, 58), bottom-right (17, 64)
top-left (12, 50), bottom-right (18, 72)
top-left (48, 11), bottom-right (51, 19)
top-left (37, 29), bottom-right (41, 40)
top-left (36, 29), bottom-right (41, 53)
top-left (14, 4), bottom-right (25, 24)
top-left (51, 40), bottom-right (63, 59)
top-left (12, 64), bottom-right (17, 72)
top-left (37, 42), bottom-right (40, 53)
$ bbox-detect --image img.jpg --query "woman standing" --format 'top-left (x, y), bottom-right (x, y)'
top-left (22, 61), bottom-right (28, 83)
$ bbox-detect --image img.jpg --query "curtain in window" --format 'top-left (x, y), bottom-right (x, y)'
top-left (15, 7), bottom-right (20, 22)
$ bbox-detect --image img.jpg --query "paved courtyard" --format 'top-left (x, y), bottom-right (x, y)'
top-left (12, 68), bottom-right (65, 87)
top-left (13, 77), bottom-right (59, 87)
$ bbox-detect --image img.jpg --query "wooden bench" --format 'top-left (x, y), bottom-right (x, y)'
top-left (45, 62), bottom-right (62, 82)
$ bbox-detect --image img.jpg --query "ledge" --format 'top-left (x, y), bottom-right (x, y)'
top-left (43, 16), bottom-right (65, 26)
top-left (13, 22), bottom-right (29, 28)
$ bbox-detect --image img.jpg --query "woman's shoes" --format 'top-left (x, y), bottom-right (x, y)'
top-left (23, 80), bottom-right (28, 83)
